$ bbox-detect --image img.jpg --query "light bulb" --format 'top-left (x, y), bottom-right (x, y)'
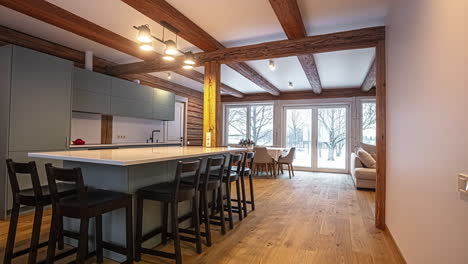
top-left (137, 25), bottom-right (152, 43)
top-left (268, 60), bottom-right (276, 71)
top-left (164, 40), bottom-right (179, 55)
top-left (162, 55), bottom-right (175, 61)
top-left (139, 43), bottom-right (154, 51)
top-left (182, 65), bottom-right (193, 70)
top-left (167, 73), bottom-right (172, 79)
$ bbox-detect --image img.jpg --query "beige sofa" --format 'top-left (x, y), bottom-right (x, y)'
top-left (350, 144), bottom-right (376, 189)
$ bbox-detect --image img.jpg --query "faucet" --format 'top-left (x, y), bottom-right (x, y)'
top-left (149, 130), bottom-right (161, 143)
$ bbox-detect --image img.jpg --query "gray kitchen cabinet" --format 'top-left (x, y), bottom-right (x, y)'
top-left (8, 46), bottom-right (72, 152)
top-left (0, 45), bottom-right (72, 219)
top-left (111, 97), bottom-right (153, 119)
top-left (74, 67), bottom-right (111, 94)
top-left (73, 89), bottom-right (111, 114)
top-left (153, 89), bottom-right (176, 121)
top-left (112, 78), bottom-right (153, 102)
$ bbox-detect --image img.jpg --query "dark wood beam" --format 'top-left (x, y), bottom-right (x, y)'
top-left (0, 0), bottom-right (243, 97)
top-left (175, 70), bottom-right (244, 98)
top-left (221, 88), bottom-right (375, 102)
top-left (362, 58), bottom-right (376, 91)
top-left (269, 0), bottom-right (322, 94)
top-left (120, 0), bottom-right (281, 96)
top-left (0, 0), bottom-right (154, 61)
top-left (375, 41), bottom-right (386, 230)
top-left (108, 27), bottom-right (385, 75)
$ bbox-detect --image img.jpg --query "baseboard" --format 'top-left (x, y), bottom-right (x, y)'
top-left (385, 224), bottom-right (407, 264)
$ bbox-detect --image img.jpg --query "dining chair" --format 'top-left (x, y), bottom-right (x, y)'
top-left (253, 147), bottom-right (275, 177)
top-left (277, 147), bottom-right (296, 179)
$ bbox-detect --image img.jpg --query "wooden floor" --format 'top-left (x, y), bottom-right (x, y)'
top-left (0, 171), bottom-right (404, 264)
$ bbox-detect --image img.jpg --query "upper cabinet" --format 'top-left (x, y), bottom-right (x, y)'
top-left (71, 67), bottom-right (175, 121)
top-left (2, 45), bottom-right (73, 151)
top-left (72, 67), bottom-right (111, 114)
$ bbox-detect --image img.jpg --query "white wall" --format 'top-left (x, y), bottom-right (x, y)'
top-left (387, 1), bottom-right (468, 263)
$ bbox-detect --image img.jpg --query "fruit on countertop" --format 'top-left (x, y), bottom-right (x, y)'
top-left (72, 138), bottom-right (85, 145)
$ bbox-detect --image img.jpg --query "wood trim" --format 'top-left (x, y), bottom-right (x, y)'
top-left (221, 88), bottom-right (375, 102)
top-left (203, 61), bottom-right (222, 147)
top-left (375, 40), bottom-right (386, 230)
top-left (120, 0), bottom-right (281, 96)
top-left (107, 26), bottom-right (385, 74)
top-left (269, 0), bottom-right (322, 94)
top-left (385, 225), bottom-right (407, 264)
top-left (362, 58), bottom-right (376, 91)
top-left (101, 115), bottom-right (113, 144)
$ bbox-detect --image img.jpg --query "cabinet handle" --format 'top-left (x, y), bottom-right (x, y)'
top-left (66, 136), bottom-right (69, 149)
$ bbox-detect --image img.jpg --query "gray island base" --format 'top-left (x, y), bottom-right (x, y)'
top-left (28, 146), bottom-right (245, 261)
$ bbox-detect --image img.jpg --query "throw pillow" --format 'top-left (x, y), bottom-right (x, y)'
top-left (357, 148), bottom-right (376, 168)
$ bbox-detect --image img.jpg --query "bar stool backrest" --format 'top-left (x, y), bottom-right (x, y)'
top-left (6, 159), bottom-right (43, 200)
top-left (176, 159), bottom-right (202, 195)
top-left (226, 153), bottom-right (243, 177)
top-left (203, 156), bottom-right (226, 189)
top-left (241, 152), bottom-right (255, 176)
top-left (45, 164), bottom-right (86, 210)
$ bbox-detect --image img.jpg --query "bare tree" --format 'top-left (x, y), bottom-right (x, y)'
top-left (362, 102), bottom-right (376, 130)
top-left (227, 107), bottom-right (247, 143)
top-left (318, 108), bottom-right (346, 161)
top-left (250, 105), bottom-right (273, 144)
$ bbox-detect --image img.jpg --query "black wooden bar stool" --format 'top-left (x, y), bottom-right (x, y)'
top-left (3, 159), bottom-right (77, 264)
top-left (45, 164), bottom-right (134, 264)
top-left (135, 160), bottom-right (202, 264)
top-left (210, 153), bottom-right (243, 229)
top-left (181, 156), bottom-right (226, 246)
top-left (233, 152), bottom-right (256, 217)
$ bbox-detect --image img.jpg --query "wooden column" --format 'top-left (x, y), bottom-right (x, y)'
top-left (101, 115), bottom-right (113, 144)
top-left (203, 61), bottom-right (222, 147)
top-left (375, 40), bottom-right (386, 230)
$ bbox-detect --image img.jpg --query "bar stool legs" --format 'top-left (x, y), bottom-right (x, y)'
top-left (3, 204), bottom-right (20, 264)
top-left (29, 205), bottom-right (44, 264)
top-left (171, 202), bottom-right (182, 264)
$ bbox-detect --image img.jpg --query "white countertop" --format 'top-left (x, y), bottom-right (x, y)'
top-left (69, 142), bottom-right (180, 149)
top-left (28, 146), bottom-right (246, 166)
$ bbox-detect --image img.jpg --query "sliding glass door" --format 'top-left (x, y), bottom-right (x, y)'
top-left (284, 105), bottom-right (349, 173)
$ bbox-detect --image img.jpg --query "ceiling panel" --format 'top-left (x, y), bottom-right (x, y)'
top-left (149, 72), bottom-right (204, 92)
top-left (221, 65), bottom-right (265, 94)
top-left (315, 48), bottom-right (375, 88)
top-left (245, 57), bottom-right (311, 91)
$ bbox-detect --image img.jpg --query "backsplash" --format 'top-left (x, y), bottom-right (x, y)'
top-left (71, 112), bottom-right (165, 145)
top-left (71, 112), bottom-right (101, 144)
top-left (113, 116), bottom-right (164, 144)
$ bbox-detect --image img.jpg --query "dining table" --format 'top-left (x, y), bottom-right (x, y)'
top-left (248, 146), bottom-right (290, 177)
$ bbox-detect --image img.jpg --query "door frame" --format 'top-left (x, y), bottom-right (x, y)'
top-left (164, 95), bottom-right (188, 145)
top-left (281, 103), bottom-right (351, 174)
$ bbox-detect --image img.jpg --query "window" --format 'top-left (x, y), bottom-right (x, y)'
top-left (225, 104), bottom-right (274, 146)
top-left (361, 100), bottom-right (376, 145)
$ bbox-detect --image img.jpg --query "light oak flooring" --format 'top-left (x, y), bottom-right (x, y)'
top-left (0, 171), bottom-right (404, 264)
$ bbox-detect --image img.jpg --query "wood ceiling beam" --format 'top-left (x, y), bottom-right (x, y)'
top-left (120, 0), bottom-right (281, 96)
top-left (269, 0), bottom-right (322, 94)
top-left (0, 0), bottom-right (243, 97)
top-left (221, 88), bottom-right (375, 102)
top-left (361, 58), bottom-right (376, 92)
top-left (107, 26), bottom-right (385, 75)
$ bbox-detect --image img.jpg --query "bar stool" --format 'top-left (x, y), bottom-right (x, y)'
top-left (232, 152), bottom-right (256, 217)
top-left (135, 160), bottom-right (202, 264)
top-left (45, 164), bottom-right (134, 264)
top-left (210, 153), bottom-right (243, 229)
top-left (181, 156), bottom-right (226, 246)
top-left (3, 159), bottom-right (77, 264)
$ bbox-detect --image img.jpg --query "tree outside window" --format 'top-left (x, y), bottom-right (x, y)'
top-left (361, 101), bottom-right (376, 145)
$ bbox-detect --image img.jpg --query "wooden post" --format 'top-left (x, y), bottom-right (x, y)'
top-left (101, 115), bottom-right (113, 144)
top-left (203, 61), bottom-right (222, 147)
top-left (375, 40), bottom-right (386, 230)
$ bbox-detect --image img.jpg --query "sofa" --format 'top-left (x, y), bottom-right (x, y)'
top-left (350, 143), bottom-right (377, 189)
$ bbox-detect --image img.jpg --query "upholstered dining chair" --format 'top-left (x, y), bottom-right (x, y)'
top-left (253, 147), bottom-right (275, 177)
top-left (277, 147), bottom-right (296, 179)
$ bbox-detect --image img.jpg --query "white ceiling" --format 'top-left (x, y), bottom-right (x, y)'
top-left (0, 0), bottom-right (389, 94)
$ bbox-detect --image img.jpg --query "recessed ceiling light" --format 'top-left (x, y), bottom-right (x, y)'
top-left (288, 81), bottom-right (294, 89)
top-left (268, 60), bottom-right (276, 71)
top-left (167, 73), bottom-right (172, 79)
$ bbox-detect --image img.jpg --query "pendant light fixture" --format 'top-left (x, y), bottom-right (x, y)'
top-left (133, 23), bottom-right (196, 69)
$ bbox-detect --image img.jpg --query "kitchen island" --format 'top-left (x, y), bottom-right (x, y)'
top-left (28, 146), bottom-right (246, 261)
